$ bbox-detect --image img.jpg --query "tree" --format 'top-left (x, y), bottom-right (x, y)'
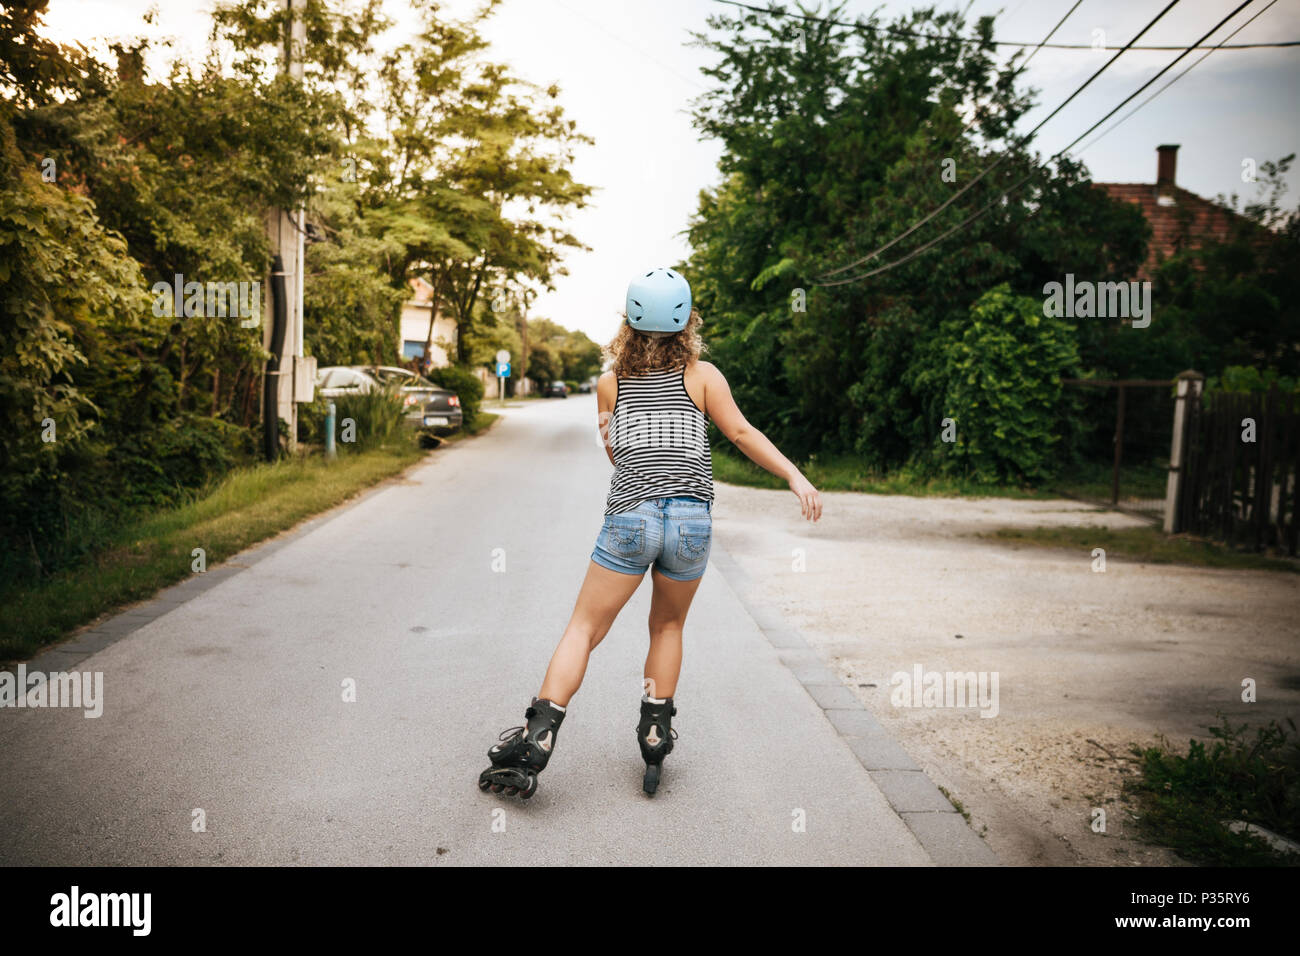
top-left (686, 3), bottom-right (1146, 470)
top-left (368, 1), bottom-right (592, 367)
top-left (1147, 155), bottom-right (1300, 379)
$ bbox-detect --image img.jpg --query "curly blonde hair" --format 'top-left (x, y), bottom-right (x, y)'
top-left (605, 310), bottom-right (707, 377)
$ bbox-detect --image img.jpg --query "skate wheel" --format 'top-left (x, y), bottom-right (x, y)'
top-left (519, 777), bottom-right (538, 799)
top-left (504, 786), bottom-right (519, 796)
top-left (643, 763), bottom-right (661, 795)
top-left (478, 778), bottom-right (490, 792)
top-left (490, 783), bottom-right (505, 793)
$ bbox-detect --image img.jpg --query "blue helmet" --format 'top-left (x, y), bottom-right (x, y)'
top-left (625, 267), bottom-right (692, 334)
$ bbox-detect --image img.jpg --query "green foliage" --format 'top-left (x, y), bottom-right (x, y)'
top-left (333, 386), bottom-right (405, 451)
top-left (1, 0), bottom-right (593, 583)
top-left (525, 339), bottom-right (560, 391)
top-left (360, 0), bottom-right (592, 364)
top-left (1205, 365), bottom-right (1300, 395)
top-left (1127, 717), bottom-right (1300, 866)
top-left (425, 364), bottom-right (484, 426)
top-left (523, 317), bottom-right (600, 390)
top-left (686, 5), bottom-right (1150, 472)
top-left (917, 284), bottom-right (1079, 484)
top-left (1142, 156), bottom-right (1300, 382)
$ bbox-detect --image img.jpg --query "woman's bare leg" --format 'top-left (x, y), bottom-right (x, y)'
top-left (537, 561), bottom-right (645, 706)
top-left (643, 569), bottom-right (704, 700)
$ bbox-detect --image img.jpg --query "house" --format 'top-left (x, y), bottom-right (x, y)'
top-left (398, 277), bottom-right (457, 371)
top-left (1095, 145), bottom-right (1261, 279)
top-left (397, 277), bottom-right (544, 398)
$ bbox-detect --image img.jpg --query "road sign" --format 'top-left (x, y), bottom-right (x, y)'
top-left (495, 349), bottom-right (511, 364)
top-left (497, 362), bottom-right (511, 377)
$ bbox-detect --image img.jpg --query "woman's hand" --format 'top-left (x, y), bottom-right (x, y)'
top-left (789, 472), bottom-right (822, 522)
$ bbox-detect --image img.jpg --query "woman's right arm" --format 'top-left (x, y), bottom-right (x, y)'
top-left (596, 370), bottom-right (617, 467)
top-left (700, 362), bottom-right (822, 522)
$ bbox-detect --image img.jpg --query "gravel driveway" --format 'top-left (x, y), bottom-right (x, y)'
top-left (711, 482), bottom-right (1300, 865)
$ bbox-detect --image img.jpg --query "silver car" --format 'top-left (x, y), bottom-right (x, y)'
top-left (315, 365), bottom-right (463, 432)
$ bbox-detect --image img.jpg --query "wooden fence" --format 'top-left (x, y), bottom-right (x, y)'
top-left (1175, 385), bottom-right (1300, 555)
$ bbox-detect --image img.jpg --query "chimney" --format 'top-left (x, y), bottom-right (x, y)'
top-left (113, 44), bottom-right (144, 84)
top-left (1156, 144), bottom-right (1179, 206)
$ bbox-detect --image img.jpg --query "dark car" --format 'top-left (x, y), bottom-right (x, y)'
top-left (316, 365), bottom-right (463, 432)
top-left (546, 381), bottom-right (568, 398)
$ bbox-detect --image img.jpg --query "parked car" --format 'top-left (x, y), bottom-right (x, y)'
top-left (316, 365), bottom-right (463, 432)
top-left (546, 381), bottom-right (568, 398)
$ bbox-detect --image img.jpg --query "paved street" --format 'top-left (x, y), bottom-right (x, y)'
top-left (0, 398), bottom-right (967, 865)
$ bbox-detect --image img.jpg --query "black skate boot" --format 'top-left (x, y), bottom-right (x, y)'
top-left (477, 698), bottom-right (566, 799)
top-left (637, 697), bottom-right (677, 795)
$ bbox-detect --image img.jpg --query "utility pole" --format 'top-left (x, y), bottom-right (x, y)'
top-left (518, 301), bottom-right (529, 397)
top-left (263, 0), bottom-right (310, 458)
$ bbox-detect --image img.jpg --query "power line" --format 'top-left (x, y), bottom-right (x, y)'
top-left (1076, 0), bottom-right (1281, 155)
top-left (1016, 0), bottom-right (1084, 73)
top-left (710, 0), bottom-right (1300, 50)
top-left (815, 0), bottom-right (1261, 288)
top-left (545, 0), bottom-right (709, 92)
top-left (822, 0), bottom-right (1181, 280)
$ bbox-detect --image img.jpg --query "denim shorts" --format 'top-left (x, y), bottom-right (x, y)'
top-left (591, 496), bottom-right (713, 581)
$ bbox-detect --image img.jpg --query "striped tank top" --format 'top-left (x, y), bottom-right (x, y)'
top-left (604, 365), bottom-right (714, 515)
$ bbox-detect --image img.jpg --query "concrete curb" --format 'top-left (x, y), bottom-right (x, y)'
top-left (710, 541), bottom-right (999, 867)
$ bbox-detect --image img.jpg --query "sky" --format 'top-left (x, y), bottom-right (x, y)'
top-left (36, 0), bottom-right (1300, 347)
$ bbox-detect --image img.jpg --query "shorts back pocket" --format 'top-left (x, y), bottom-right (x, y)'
top-left (676, 522), bottom-right (711, 563)
top-left (604, 516), bottom-right (646, 557)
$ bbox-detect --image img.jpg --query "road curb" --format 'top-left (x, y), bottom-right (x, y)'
top-left (710, 541), bottom-right (999, 867)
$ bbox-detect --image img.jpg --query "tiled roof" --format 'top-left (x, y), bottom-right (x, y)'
top-left (1093, 182), bottom-right (1260, 279)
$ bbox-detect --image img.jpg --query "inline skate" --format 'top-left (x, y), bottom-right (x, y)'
top-left (637, 696), bottom-right (678, 795)
top-left (477, 698), bottom-right (566, 799)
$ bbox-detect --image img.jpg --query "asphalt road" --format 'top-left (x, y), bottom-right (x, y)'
top-left (0, 396), bottom-right (933, 865)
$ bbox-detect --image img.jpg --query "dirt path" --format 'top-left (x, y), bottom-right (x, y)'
top-left (712, 483), bottom-right (1300, 866)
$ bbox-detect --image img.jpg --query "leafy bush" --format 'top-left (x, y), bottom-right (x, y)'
top-left (425, 364), bottom-right (484, 426)
top-left (917, 284), bottom-right (1080, 484)
top-left (1127, 717), bottom-right (1300, 866)
top-left (108, 415), bottom-right (249, 509)
top-left (296, 396), bottom-right (329, 446)
top-left (333, 387), bottom-right (406, 451)
top-left (1204, 365), bottom-right (1300, 395)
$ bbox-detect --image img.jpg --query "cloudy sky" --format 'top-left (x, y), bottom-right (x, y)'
top-left (37, 0), bottom-right (1300, 345)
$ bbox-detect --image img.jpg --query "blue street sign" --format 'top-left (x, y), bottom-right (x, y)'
top-left (497, 362), bottom-right (511, 377)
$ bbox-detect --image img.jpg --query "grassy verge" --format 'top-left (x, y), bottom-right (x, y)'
top-left (1126, 718), bottom-right (1300, 866)
top-left (980, 524), bottom-right (1299, 573)
top-left (1, 439), bottom-right (426, 663)
top-left (712, 448), bottom-right (1053, 498)
top-left (1051, 460), bottom-right (1170, 503)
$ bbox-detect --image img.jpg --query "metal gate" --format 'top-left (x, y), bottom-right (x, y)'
top-left (1055, 378), bottom-right (1176, 522)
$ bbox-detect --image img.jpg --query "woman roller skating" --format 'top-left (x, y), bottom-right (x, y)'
top-left (477, 267), bottom-right (822, 798)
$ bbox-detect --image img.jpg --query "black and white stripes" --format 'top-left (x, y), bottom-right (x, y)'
top-left (604, 366), bottom-right (714, 515)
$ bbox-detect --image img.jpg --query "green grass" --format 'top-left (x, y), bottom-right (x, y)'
top-left (711, 448), bottom-right (1054, 499)
top-left (1126, 718), bottom-right (1300, 866)
top-left (1051, 459), bottom-right (1170, 503)
top-left (1, 439), bottom-right (428, 664)
top-left (980, 524), bottom-right (1299, 573)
